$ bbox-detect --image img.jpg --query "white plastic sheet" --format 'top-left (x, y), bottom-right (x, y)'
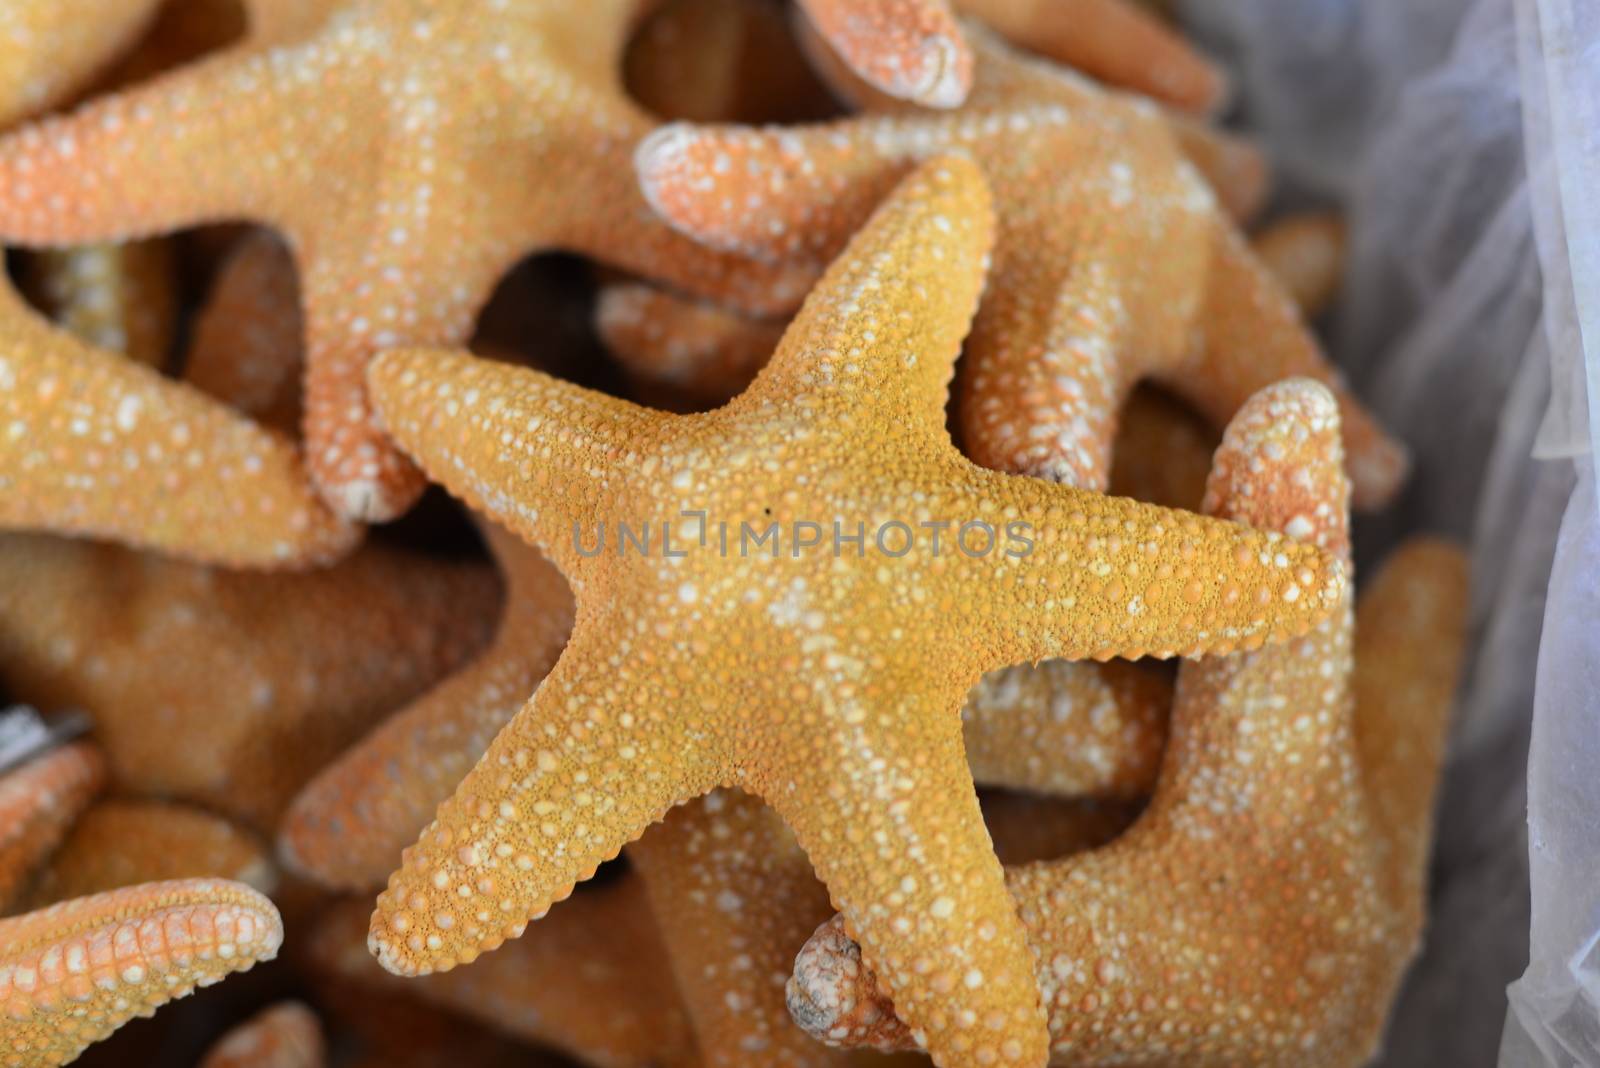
top-left (1178, 0), bottom-right (1600, 1063)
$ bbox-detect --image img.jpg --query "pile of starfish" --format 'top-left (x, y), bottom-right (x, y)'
top-left (0, 1), bottom-right (1471, 1066)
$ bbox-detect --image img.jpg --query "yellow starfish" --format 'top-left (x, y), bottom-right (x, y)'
top-left (0, 0), bottom-right (809, 523)
top-left (0, 877), bottom-right (282, 1067)
top-left (363, 158), bottom-right (1343, 1068)
top-left (0, 742), bottom-right (105, 912)
top-left (0, 0), bottom-right (165, 127)
top-left (785, 381), bottom-right (1468, 1066)
top-left (22, 800), bottom-right (274, 910)
top-left (637, 23), bottom-right (1405, 508)
top-left (198, 1001), bottom-right (326, 1068)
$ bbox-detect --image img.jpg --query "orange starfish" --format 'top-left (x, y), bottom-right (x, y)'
top-left (0, 877), bottom-right (282, 1067)
top-left (637, 23), bottom-right (1405, 508)
top-left (199, 1001), bottom-right (326, 1068)
top-left (0, 532), bottom-right (499, 830)
top-left (1249, 211), bottom-right (1347, 321)
top-left (786, 381), bottom-right (1468, 1066)
top-left (281, 523), bottom-right (573, 891)
top-left (0, 0), bottom-right (808, 523)
top-left (0, 0), bottom-right (165, 127)
top-left (0, 742), bottom-right (105, 911)
top-left (22, 800), bottom-right (274, 910)
top-left (364, 158), bottom-right (1343, 1068)
top-left (310, 879), bottom-right (697, 1068)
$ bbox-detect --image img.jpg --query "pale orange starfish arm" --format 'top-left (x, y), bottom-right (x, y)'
top-left (596, 283), bottom-right (782, 408)
top-left (1250, 211), bottom-right (1347, 320)
top-left (184, 229), bottom-right (303, 433)
top-left (0, 532), bottom-right (499, 830)
top-left (0, 0), bottom-right (165, 126)
top-left (281, 524), bottom-right (573, 892)
top-left (199, 1001), bottom-right (326, 1068)
top-left (953, 0), bottom-right (1229, 114)
top-left (319, 881), bottom-right (697, 1067)
top-left (0, 878), bottom-right (282, 1067)
top-left (20, 241), bottom-right (177, 370)
top-left (0, 742), bottom-right (105, 911)
top-left (630, 789), bottom-right (854, 1067)
top-left (0, 279), bottom-right (357, 568)
top-left (24, 801), bottom-right (274, 910)
top-left (797, 0), bottom-right (972, 107)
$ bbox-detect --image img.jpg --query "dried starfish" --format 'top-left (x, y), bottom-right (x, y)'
top-left (0, 532), bottom-right (498, 830)
top-left (364, 158), bottom-right (1344, 1068)
top-left (23, 800), bottom-right (274, 910)
top-left (0, 877), bottom-right (282, 1067)
top-left (282, 523), bottom-right (573, 891)
top-left (0, 0), bottom-right (164, 127)
top-left (311, 878), bottom-right (697, 1068)
top-left (199, 1001), bottom-right (326, 1068)
top-left (0, 0), bottom-right (808, 523)
top-left (638, 23), bottom-right (1405, 508)
top-left (19, 241), bottom-right (176, 370)
top-left (786, 380), bottom-right (1468, 1066)
top-left (0, 742), bottom-right (105, 912)
top-left (0, 274), bottom-right (357, 567)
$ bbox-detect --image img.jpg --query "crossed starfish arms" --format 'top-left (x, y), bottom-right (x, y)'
top-left (786, 386), bottom-right (1468, 1067)
top-left (0, 878), bottom-right (283, 1068)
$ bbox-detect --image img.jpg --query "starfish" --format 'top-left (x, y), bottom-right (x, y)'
top-left (0, 877), bottom-right (282, 1067)
top-left (0, 742), bottom-right (104, 911)
top-left (0, 0), bottom-right (165, 127)
top-left (0, 272), bottom-right (358, 567)
top-left (281, 522), bottom-right (574, 891)
top-left (0, 531), bottom-right (499, 830)
top-left (19, 240), bottom-right (176, 370)
top-left (1249, 211), bottom-right (1347, 321)
top-left (199, 1001), bottom-right (326, 1068)
top-left (310, 878), bottom-right (697, 1068)
top-left (22, 800), bottom-right (274, 911)
top-left (363, 158), bottom-right (1344, 1068)
top-left (785, 380), bottom-right (1470, 1066)
top-left (637, 23), bottom-right (1406, 508)
top-left (0, 0), bottom-right (811, 523)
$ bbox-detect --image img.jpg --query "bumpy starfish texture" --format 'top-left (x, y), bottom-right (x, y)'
top-left (638, 23), bottom-right (1404, 508)
top-left (199, 1001), bottom-right (326, 1068)
top-left (0, 878), bottom-right (282, 1067)
top-left (23, 801), bottom-right (274, 910)
top-left (630, 789), bottom-right (851, 1067)
top-left (786, 380), bottom-right (1469, 1066)
top-left (313, 878), bottom-right (696, 1068)
top-left (0, 532), bottom-right (499, 829)
top-left (282, 523), bottom-right (574, 891)
top-left (20, 241), bottom-right (176, 370)
top-left (0, 0), bottom-right (808, 523)
top-left (0, 743), bottom-right (105, 911)
top-left (365, 158), bottom-right (1342, 1068)
top-left (0, 276), bottom-right (356, 567)
top-left (0, 0), bottom-right (165, 127)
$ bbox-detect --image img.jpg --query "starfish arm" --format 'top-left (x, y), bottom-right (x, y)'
top-left (367, 347), bottom-right (672, 576)
top-left (1165, 115), bottom-right (1269, 223)
top-left (629, 790), bottom-right (854, 1067)
top-left (0, 742), bottom-right (105, 911)
top-left (1169, 219), bottom-right (1408, 510)
top-left (1249, 211), bottom-right (1347, 320)
top-left (199, 1001), bottom-right (325, 1068)
top-left (282, 529), bottom-right (574, 892)
top-left (733, 156), bottom-right (994, 433)
top-left (795, 0), bottom-right (972, 108)
top-left (0, 0), bottom-right (166, 126)
top-left (21, 241), bottom-right (178, 370)
top-left (595, 283), bottom-right (781, 407)
top-left (184, 230), bottom-right (303, 433)
top-left (981, 793), bottom-right (1140, 865)
top-left (322, 881), bottom-right (697, 1067)
top-left (952, 0), bottom-right (1229, 114)
top-left (24, 801), bottom-right (273, 910)
top-left (0, 878), bottom-right (283, 1068)
top-left (368, 635), bottom-right (725, 977)
top-left (0, 41), bottom-right (336, 244)
top-left (1352, 538), bottom-right (1467, 912)
top-left (962, 659), bottom-right (1169, 798)
top-left (0, 283), bottom-right (358, 568)
top-left (758, 664), bottom-right (1049, 1068)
